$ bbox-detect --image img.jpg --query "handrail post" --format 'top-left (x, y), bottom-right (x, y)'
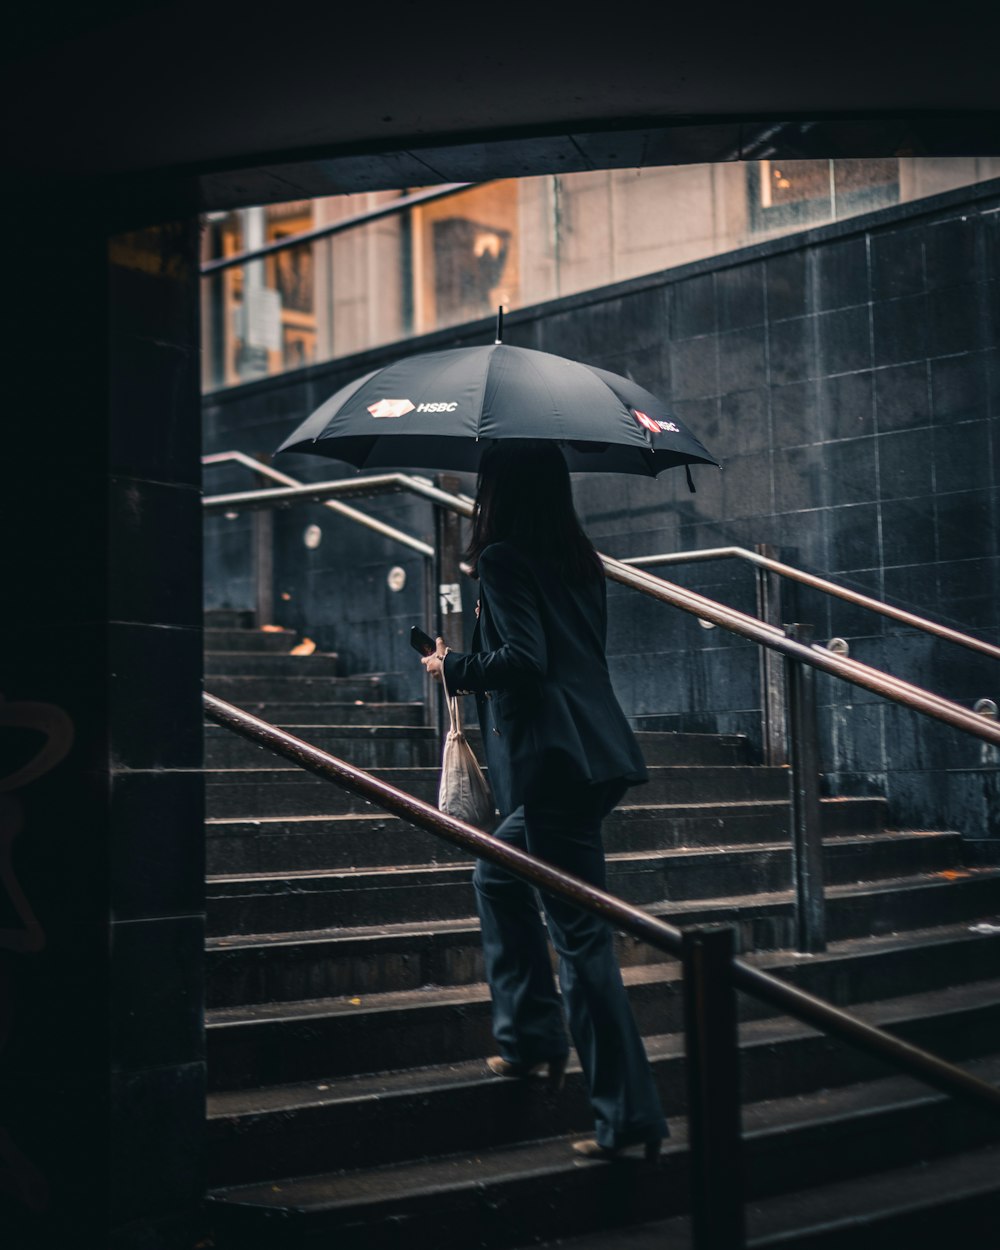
top-left (783, 623), bottom-right (827, 953)
top-left (682, 924), bottom-right (746, 1250)
top-left (755, 542), bottom-right (787, 765)
top-left (433, 474), bottom-right (467, 745)
top-left (251, 453), bottom-right (274, 626)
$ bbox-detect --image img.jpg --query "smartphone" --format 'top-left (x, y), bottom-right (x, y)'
top-left (410, 625), bottom-right (437, 657)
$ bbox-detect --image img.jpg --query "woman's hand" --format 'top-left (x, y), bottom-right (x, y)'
top-left (421, 636), bottom-right (448, 681)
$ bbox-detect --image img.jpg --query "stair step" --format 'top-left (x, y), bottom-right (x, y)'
top-left (205, 723), bottom-right (439, 768)
top-left (204, 832), bottom-right (962, 936)
top-left (211, 700), bottom-right (426, 726)
top-left (205, 609), bottom-right (256, 629)
top-left (204, 726), bottom-right (754, 770)
top-left (205, 797), bottom-right (889, 876)
top-left (205, 651), bottom-right (341, 676)
top-left (524, 1142), bottom-right (1000, 1250)
top-left (205, 627), bottom-right (299, 652)
top-left (205, 924), bottom-right (1000, 1088)
top-left (204, 764), bottom-right (792, 819)
top-left (205, 1068), bottom-right (1000, 1250)
top-left (205, 981), bottom-right (1000, 1185)
top-left (205, 870), bottom-right (1000, 1003)
top-left (206, 674), bottom-right (388, 702)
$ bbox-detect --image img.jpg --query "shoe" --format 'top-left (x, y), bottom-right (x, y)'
top-left (486, 1054), bottom-right (567, 1091)
top-left (571, 1135), bottom-right (661, 1164)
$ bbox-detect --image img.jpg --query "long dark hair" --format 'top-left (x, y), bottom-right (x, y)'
top-left (465, 440), bottom-right (601, 583)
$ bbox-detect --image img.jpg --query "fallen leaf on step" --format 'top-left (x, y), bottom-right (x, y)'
top-left (290, 638), bottom-right (317, 655)
top-left (350, 997), bottom-right (362, 1006)
top-left (260, 624), bottom-right (283, 633)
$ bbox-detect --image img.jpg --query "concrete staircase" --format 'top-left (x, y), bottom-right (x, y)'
top-left (201, 609), bottom-right (1000, 1249)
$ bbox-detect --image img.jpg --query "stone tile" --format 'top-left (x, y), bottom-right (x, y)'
top-left (716, 261), bottom-right (766, 330)
top-left (879, 496), bottom-right (936, 567)
top-left (873, 295), bottom-right (929, 367)
top-left (825, 437), bottom-right (877, 505)
top-left (766, 248), bottom-right (808, 322)
top-left (670, 333), bottom-right (718, 400)
top-left (873, 360), bottom-right (931, 431)
top-left (878, 428), bottom-right (934, 499)
top-left (108, 623), bottom-right (203, 770)
top-left (773, 443), bottom-right (824, 513)
top-left (109, 477), bottom-right (202, 628)
top-left (927, 284), bottom-right (989, 357)
top-left (768, 316), bottom-right (815, 385)
top-left (870, 227), bottom-right (925, 300)
top-left (110, 916), bottom-right (204, 1072)
top-left (109, 1063), bottom-right (205, 1228)
top-left (813, 236), bottom-right (869, 311)
top-left (718, 325), bottom-right (767, 394)
top-left (110, 336), bottom-right (201, 485)
top-left (819, 370), bottom-right (874, 440)
top-left (110, 770), bottom-right (205, 922)
top-left (930, 351), bottom-right (990, 424)
top-left (669, 272), bottom-right (716, 338)
top-left (936, 489), bottom-right (995, 561)
top-left (924, 215), bottom-right (983, 290)
top-left (932, 420), bottom-right (992, 493)
top-left (771, 379), bottom-right (819, 447)
top-left (817, 305), bottom-right (872, 377)
top-left (830, 503), bottom-right (879, 571)
top-left (720, 387), bottom-right (770, 455)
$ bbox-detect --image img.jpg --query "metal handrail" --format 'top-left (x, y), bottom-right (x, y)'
top-left (200, 183), bottom-right (479, 276)
top-left (622, 546), bottom-right (1000, 664)
top-left (200, 465), bottom-right (1000, 748)
top-left (203, 690), bottom-right (1000, 1120)
top-left (202, 451), bottom-right (437, 556)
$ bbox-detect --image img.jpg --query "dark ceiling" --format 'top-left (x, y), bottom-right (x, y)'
top-left (4, 1), bottom-right (998, 217)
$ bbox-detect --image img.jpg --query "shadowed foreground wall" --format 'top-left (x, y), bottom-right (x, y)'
top-left (204, 177), bottom-right (999, 838)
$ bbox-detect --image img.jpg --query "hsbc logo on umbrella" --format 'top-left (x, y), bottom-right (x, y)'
top-left (367, 398), bottom-right (460, 418)
top-left (633, 409), bottom-right (680, 436)
top-left (367, 398), bottom-right (416, 419)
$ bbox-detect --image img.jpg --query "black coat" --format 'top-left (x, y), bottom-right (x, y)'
top-left (442, 541), bottom-right (648, 815)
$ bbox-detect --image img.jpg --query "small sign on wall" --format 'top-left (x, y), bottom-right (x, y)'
top-left (439, 582), bottom-right (462, 615)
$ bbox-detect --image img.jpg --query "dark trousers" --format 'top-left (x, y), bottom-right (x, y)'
top-left (474, 780), bottom-right (667, 1149)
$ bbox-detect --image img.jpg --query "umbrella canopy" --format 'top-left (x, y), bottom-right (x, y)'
top-left (276, 340), bottom-right (719, 479)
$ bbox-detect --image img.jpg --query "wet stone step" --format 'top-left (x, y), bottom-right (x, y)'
top-left (203, 764), bottom-right (792, 820)
top-left (205, 627), bottom-right (300, 652)
top-left (204, 871), bottom-right (1000, 1003)
top-left (204, 651), bottom-right (342, 676)
top-left (213, 700), bottom-right (426, 726)
top-left (203, 727), bottom-right (752, 771)
top-left (205, 926), bottom-right (1000, 1089)
top-left (204, 609), bottom-right (255, 630)
top-left (206, 674), bottom-right (387, 703)
top-left (204, 1085), bottom-right (1000, 1250)
top-left (205, 982), bottom-right (1000, 1186)
top-left (204, 833), bottom-right (962, 936)
top-left (204, 797), bottom-right (889, 876)
top-left (205, 724), bottom-right (439, 769)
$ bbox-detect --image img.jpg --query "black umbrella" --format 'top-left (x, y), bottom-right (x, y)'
top-left (276, 314), bottom-right (719, 482)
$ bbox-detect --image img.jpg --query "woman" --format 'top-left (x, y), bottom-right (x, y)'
top-left (421, 439), bottom-right (667, 1161)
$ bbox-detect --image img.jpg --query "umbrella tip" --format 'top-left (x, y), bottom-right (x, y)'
top-left (494, 305), bottom-right (504, 345)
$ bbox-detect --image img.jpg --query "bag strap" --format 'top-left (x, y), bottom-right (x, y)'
top-left (439, 650), bottom-right (462, 735)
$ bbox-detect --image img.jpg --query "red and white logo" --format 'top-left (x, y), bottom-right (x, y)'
top-left (367, 398), bottom-right (416, 419)
top-left (634, 409), bottom-right (681, 436)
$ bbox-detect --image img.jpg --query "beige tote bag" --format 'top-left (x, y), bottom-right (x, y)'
top-left (438, 671), bottom-right (494, 828)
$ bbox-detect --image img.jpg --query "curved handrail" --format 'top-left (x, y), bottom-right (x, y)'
top-left (203, 690), bottom-right (1000, 1119)
top-left (622, 546), bottom-right (1000, 664)
top-left (200, 463), bottom-right (1000, 748)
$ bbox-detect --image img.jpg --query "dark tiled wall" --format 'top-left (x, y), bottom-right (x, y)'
top-left (1, 216), bottom-right (204, 1248)
top-left (204, 178), bottom-right (999, 838)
